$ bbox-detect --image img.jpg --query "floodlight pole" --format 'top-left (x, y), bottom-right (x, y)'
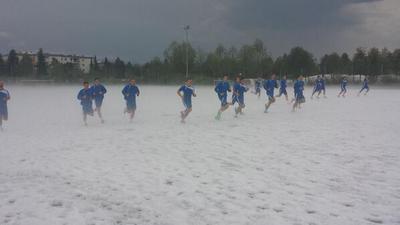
top-left (184, 25), bottom-right (190, 78)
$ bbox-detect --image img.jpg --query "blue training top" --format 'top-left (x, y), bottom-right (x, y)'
top-left (178, 85), bottom-right (195, 103)
top-left (0, 89), bottom-right (10, 108)
top-left (294, 80), bottom-right (305, 98)
top-left (122, 84), bottom-right (140, 102)
top-left (91, 84), bottom-right (107, 100)
top-left (214, 81), bottom-right (231, 95)
top-left (341, 79), bottom-right (348, 90)
top-left (280, 80), bottom-right (287, 90)
top-left (77, 88), bottom-right (93, 106)
top-left (263, 80), bottom-right (278, 96)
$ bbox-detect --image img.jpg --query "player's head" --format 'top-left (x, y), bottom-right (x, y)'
top-left (317, 75), bottom-right (321, 79)
top-left (235, 75), bottom-right (242, 83)
top-left (0, 80), bottom-right (4, 88)
top-left (185, 78), bottom-right (193, 86)
top-left (94, 78), bottom-right (100, 85)
top-left (271, 74), bottom-right (276, 80)
top-left (298, 75), bottom-right (304, 80)
top-left (83, 81), bottom-right (89, 88)
top-left (223, 75), bottom-right (229, 81)
top-left (129, 79), bottom-right (136, 85)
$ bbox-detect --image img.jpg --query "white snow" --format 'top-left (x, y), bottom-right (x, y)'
top-left (0, 85), bottom-right (399, 225)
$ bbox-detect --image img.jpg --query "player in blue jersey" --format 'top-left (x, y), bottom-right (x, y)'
top-left (232, 76), bottom-right (249, 117)
top-left (311, 76), bottom-right (322, 99)
top-left (214, 75), bottom-right (232, 120)
top-left (0, 81), bottom-right (10, 130)
top-left (77, 81), bottom-right (94, 126)
top-left (122, 79), bottom-right (140, 121)
top-left (177, 78), bottom-right (196, 123)
top-left (338, 77), bottom-right (348, 97)
top-left (253, 77), bottom-right (262, 98)
top-left (263, 74), bottom-right (278, 113)
top-left (292, 76), bottom-right (306, 112)
top-left (276, 75), bottom-right (288, 101)
top-left (358, 78), bottom-right (369, 96)
top-left (91, 78), bottom-right (107, 123)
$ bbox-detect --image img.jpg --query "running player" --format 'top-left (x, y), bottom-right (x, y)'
top-left (77, 81), bottom-right (94, 126)
top-left (214, 75), bottom-right (231, 120)
top-left (293, 75), bottom-right (305, 112)
top-left (338, 77), bottom-right (348, 97)
top-left (254, 77), bottom-right (262, 98)
top-left (263, 74), bottom-right (278, 113)
top-left (232, 76), bottom-right (249, 117)
top-left (177, 78), bottom-right (196, 123)
top-left (91, 78), bottom-right (107, 123)
top-left (122, 79), bottom-right (140, 121)
top-left (311, 76), bottom-right (322, 99)
top-left (358, 78), bottom-right (369, 96)
top-left (0, 80), bottom-right (10, 131)
top-left (276, 75), bottom-right (288, 101)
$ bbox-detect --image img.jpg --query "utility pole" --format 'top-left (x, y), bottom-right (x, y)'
top-left (184, 25), bottom-right (190, 78)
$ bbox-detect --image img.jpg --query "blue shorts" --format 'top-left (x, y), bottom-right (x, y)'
top-left (361, 86), bottom-right (369, 91)
top-left (232, 95), bottom-right (244, 107)
top-left (0, 105), bottom-right (8, 120)
top-left (218, 93), bottom-right (228, 106)
top-left (126, 100), bottom-right (137, 112)
top-left (94, 97), bottom-right (104, 108)
top-left (183, 99), bottom-right (192, 109)
top-left (295, 93), bottom-right (305, 103)
top-left (82, 103), bottom-right (94, 115)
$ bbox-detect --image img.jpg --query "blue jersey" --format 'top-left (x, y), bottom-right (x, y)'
top-left (362, 80), bottom-right (369, 88)
top-left (294, 80), bottom-right (305, 99)
top-left (214, 81), bottom-right (231, 95)
top-left (320, 79), bottom-right (325, 89)
top-left (280, 80), bottom-right (287, 90)
top-left (77, 88), bottom-right (94, 114)
top-left (0, 89), bottom-right (10, 109)
top-left (179, 85), bottom-right (195, 108)
top-left (263, 80), bottom-right (278, 97)
top-left (122, 84), bottom-right (140, 101)
top-left (341, 79), bottom-right (348, 90)
top-left (91, 84), bottom-right (107, 100)
top-left (77, 88), bottom-right (93, 106)
top-left (232, 83), bottom-right (248, 105)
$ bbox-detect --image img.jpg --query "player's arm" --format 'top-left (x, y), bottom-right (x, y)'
top-left (137, 87), bottom-right (140, 96)
top-left (177, 87), bottom-right (183, 98)
top-left (192, 90), bottom-right (197, 97)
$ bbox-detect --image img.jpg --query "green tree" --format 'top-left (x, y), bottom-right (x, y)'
top-left (7, 49), bottom-right (19, 77)
top-left (286, 47), bottom-right (316, 78)
top-left (353, 47), bottom-right (368, 75)
top-left (37, 48), bottom-right (47, 77)
top-left (17, 53), bottom-right (34, 77)
top-left (113, 57), bottom-right (126, 79)
top-left (392, 49), bottom-right (400, 75)
top-left (164, 41), bottom-right (196, 75)
top-left (0, 54), bottom-right (5, 77)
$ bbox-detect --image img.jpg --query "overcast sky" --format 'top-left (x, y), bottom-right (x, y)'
top-left (0, 0), bottom-right (399, 62)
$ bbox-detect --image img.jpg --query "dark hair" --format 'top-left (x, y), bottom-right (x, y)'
top-left (94, 77), bottom-right (99, 81)
top-left (83, 81), bottom-right (89, 85)
top-left (185, 78), bottom-right (193, 82)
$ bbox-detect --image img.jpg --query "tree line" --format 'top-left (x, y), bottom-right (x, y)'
top-left (0, 40), bottom-right (399, 84)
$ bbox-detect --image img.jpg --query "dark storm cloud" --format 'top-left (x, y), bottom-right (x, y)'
top-left (225, 0), bottom-right (381, 30)
top-left (0, 0), bottom-right (395, 62)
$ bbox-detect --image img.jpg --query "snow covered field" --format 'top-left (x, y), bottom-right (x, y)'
top-left (1, 85), bottom-right (399, 225)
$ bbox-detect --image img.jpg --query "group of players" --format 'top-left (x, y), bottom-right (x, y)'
top-left (0, 75), bottom-right (370, 128)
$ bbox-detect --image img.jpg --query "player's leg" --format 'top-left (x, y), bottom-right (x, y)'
top-left (95, 99), bottom-right (104, 123)
top-left (83, 112), bottom-right (88, 126)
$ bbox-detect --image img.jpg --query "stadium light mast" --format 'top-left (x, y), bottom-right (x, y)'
top-left (184, 25), bottom-right (190, 78)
